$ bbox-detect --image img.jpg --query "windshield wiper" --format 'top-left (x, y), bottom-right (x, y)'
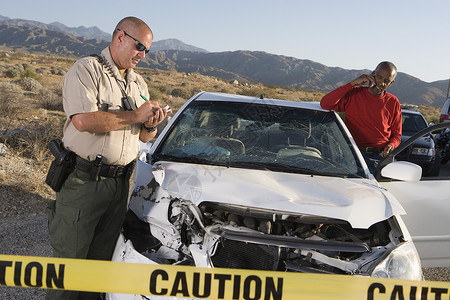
top-left (233, 161), bottom-right (364, 178)
top-left (228, 161), bottom-right (338, 176)
top-left (151, 153), bottom-right (182, 163)
top-left (152, 152), bottom-right (229, 166)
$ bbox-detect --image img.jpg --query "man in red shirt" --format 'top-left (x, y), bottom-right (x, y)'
top-left (320, 61), bottom-right (402, 173)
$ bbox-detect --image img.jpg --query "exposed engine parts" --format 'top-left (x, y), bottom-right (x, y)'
top-left (123, 198), bottom-right (398, 275)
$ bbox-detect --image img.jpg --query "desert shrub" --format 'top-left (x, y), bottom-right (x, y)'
top-left (0, 82), bottom-right (23, 116)
top-left (148, 87), bottom-right (163, 101)
top-left (21, 68), bottom-right (41, 81)
top-left (5, 67), bottom-right (22, 78)
top-left (164, 96), bottom-right (187, 112)
top-left (15, 77), bottom-right (43, 92)
top-left (1, 118), bottom-right (64, 162)
top-left (171, 88), bottom-right (193, 99)
top-left (50, 68), bottom-right (66, 76)
top-left (37, 88), bottom-right (63, 111)
top-left (428, 116), bottom-right (439, 124)
top-left (418, 105), bottom-right (441, 124)
top-left (0, 55), bottom-right (11, 63)
top-left (157, 85), bottom-right (172, 94)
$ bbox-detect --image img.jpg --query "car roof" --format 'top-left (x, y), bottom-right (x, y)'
top-left (192, 91), bottom-right (325, 111)
top-left (400, 104), bottom-right (419, 111)
top-left (401, 109), bottom-right (423, 116)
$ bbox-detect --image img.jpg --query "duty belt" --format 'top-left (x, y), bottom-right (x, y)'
top-left (75, 155), bottom-right (135, 178)
top-left (358, 146), bottom-right (383, 154)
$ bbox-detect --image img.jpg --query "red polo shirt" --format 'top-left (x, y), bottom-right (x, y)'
top-left (320, 83), bottom-right (402, 149)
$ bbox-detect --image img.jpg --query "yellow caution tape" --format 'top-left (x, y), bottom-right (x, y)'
top-left (0, 254), bottom-right (449, 299)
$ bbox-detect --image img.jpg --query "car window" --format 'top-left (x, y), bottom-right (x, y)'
top-left (402, 112), bottom-right (428, 135)
top-left (155, 101), bottom-right (365, 178)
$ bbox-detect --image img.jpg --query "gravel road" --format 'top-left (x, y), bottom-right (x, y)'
top-left (0, 211), bottom-right (449, 299)
top-left (0, 213), bottom-right (51, 299)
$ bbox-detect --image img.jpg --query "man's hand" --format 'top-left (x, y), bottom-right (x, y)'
top-left (143, 106), bottom-right (170, 129)
top-left (135, 100), bottom-right (158, 123)
top-left (139, 104), bottom-right (172, 143)
top-left (381, 144), bottom-right (393, 158)
top-left (350, 74), bottom-right (376, 87)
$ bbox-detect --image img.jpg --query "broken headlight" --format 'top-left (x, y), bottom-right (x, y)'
top-left (371, 241), bottom-right (423, 280)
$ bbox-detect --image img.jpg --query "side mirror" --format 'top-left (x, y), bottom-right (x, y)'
top-left (376, 122), bottom-right (450, 181)
top-left (380, 161), bottom-right (422, 182)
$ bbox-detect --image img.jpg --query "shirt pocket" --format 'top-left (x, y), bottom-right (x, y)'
top-left (98, 79), bottom-right (124, 112)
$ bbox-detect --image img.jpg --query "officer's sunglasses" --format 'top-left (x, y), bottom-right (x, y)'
top-left (118, 29), bottom-right (150, 54)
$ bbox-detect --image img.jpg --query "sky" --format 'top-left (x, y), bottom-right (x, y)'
top-left (2, 0), bottom-right (449, 83)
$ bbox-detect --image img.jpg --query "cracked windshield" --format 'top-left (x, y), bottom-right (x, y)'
top-left (154, 101), bottom-right (364, 177)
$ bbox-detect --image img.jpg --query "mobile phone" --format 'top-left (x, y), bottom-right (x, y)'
top-left (164, 105), bottom-right (172, 113)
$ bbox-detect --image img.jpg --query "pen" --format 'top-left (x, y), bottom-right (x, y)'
top-left (140, 94), bottom-right (172, 113)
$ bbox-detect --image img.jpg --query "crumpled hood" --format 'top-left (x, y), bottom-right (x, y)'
top-left (137, 160), bottom-right (406, 229)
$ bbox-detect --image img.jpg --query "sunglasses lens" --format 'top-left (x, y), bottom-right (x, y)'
top-left (136, 42), bottom-right (149, 53)
top-left (123, 30), bottom-right (149, 53)
top-left (136, 42), bottom-right (145, 51)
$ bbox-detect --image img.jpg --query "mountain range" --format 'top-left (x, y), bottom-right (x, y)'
top-left (0, 15), bottom-right (448, 107)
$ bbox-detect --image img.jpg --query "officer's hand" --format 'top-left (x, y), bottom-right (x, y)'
top-left (135, 100), bottom-right (157, 123)
top-left (143, 106), bottom-right (171, 128)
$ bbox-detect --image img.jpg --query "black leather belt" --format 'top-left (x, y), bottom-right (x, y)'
top-left (358, 146), bottom-right (383, 154)
top-left (75, 155), bottom-right (135, 178)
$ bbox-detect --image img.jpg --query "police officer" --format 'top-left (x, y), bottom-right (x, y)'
top-left (46, 16), bottom-right (170, 300)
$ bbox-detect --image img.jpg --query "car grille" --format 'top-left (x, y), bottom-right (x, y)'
top-left (211, 239), bottom-right (280, 270)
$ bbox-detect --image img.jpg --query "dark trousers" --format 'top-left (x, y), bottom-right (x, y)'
top-left (361, 151), bottom-right (383, 175)
top-left (46, 169), bottom-right (129, 300)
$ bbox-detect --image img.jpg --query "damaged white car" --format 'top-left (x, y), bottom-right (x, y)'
top-left (108, 92), bottom-right (450, 299)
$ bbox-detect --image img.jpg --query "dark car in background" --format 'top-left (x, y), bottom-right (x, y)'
top-left (398, 106), bottom-right (440, 176)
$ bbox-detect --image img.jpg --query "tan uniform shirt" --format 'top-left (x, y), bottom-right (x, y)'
top-left (62, 47), bottom-right (149, 165)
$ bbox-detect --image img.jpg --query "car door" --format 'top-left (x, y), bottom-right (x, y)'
top-left (377, 122), bottom-right (450, 268)
top-left (380, 179), bottom-right (450, 268)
